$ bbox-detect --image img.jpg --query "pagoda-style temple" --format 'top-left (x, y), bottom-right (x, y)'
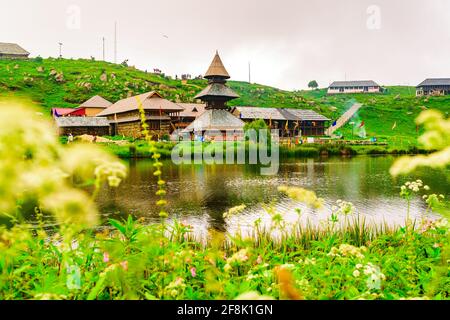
top-left (184, 51), bottom-right (244, 139)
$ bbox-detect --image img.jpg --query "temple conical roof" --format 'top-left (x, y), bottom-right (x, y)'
top-left (194, 83), bottom-right (240, 100)
top-left (183, 109), bottom-right (245, 132)
top-left (204, 51), bottom-right (230, 79)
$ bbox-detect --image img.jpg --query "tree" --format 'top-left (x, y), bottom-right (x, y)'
top-left (308, 80), bottom-right (319, 90)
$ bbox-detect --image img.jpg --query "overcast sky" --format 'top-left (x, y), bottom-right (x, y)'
top-left (1, 0), bottom-right (449, 90)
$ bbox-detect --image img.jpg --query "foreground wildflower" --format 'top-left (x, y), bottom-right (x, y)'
top-left (235, 291), bottom-right (274, 300)
top-left (0, 100), bottom-right (127, 229)
top-left (275, 266), bottom-right (304, 300)
top-left (328, 244), bottom-right (367, 259)
top-left (278, 186), bottom-right (323, 208)
top-left (390, 110), bottom-right (450, 176)
top-left (223, 204), bottom-right (247, 219)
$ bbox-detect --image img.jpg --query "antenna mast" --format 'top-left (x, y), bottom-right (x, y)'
top-left (102, 37), bottom-right (105, 61)
top-left (114, 22), bottom-right (117, 63)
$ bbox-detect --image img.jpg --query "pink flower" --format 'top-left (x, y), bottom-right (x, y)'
top-left (256, 255), bottom-right (263, 265)
top-left (103, 252), bottom-right (110, 263)
top-left (190, 267), bottom-right (197, 278)
top-left (120, 261), bottom-right (128, 271)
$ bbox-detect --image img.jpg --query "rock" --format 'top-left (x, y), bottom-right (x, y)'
top-left (55, 73), bottom-right (65, 83)
top-left (36, 66), bottom-right (44, 73)
top-left (110, 73), bottom-right (116, 79)
top-left (14, 64), bottom-right (19, 69)
top-left (84, 82), bottom-right (92, 90)
top-left (49, 69), bottom-right (57, 76)
top-left (100, 73), bottom-right (107, 82)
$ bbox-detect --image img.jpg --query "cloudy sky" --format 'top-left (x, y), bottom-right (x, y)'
top-left (1, 0), bottom-right (449, 90)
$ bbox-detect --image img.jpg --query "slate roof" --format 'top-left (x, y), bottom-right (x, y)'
top-left (233, 106), bottom-right (329, 122)
top-left (329, 80), bottom-right (380, 88)
top-left (0, 43), bottom-right (30, 56)
top-left (55, 117), bottom-right (110, 127)
top-left (109, 115), bottom-right (171, 124)
top-left (416, 78), bottom-right (450, 87)
top-left (183, 109), bottom-right (245, 132)
top-left (79, 95), bottom-right (113, 109)
top-left (194, 83), bottom-right (240, 100)
top-left (98, 91), bottom-right (184, 116)
top-left (284, 109), bottom-right (330, 121)
top-left (233, 107), bottom-right (286, 121)
top-left (176, 103), bottom-right (206, 118)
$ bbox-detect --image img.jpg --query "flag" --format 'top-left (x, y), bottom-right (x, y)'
top-left (114, 113), bottom-right (118, 123)
top-left (332, 120), bottom-right (337, 127)
top-left (285, 121), bottom-right (289, 131)
top-left (294, 120), bottom-right (299, 130)
top-left (359, 121), bottom-right (365, 128)
top-left (312, 121), bottom-right (316, 127)
top-left (392, 122), bottom-right (397, 130)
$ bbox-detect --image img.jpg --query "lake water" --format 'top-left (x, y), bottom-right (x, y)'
top-left (98, 156), bottom-right (449, 238)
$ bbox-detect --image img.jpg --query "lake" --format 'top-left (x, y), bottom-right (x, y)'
top-left (98, 155), bottom-right (449, 238)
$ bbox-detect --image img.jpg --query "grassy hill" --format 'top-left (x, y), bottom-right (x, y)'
top-left (0, 58), bottom-right (449, 145)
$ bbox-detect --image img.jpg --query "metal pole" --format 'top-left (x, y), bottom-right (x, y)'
top-left (58, 43), bottom-right (63, 58)
top-left (114, 22), bottom-right (117, 63)
top-left (102, 37), bottom-right (105, 61)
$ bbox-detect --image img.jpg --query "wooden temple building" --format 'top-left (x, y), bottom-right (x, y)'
top-left (232, 106), bottom-right (330, 136)
top-left (175, 103), bottom-right (206, 129)
top-left (97, 91), bottom-right (184, 139)
top-left (183, 52), bottom-right (245, 138)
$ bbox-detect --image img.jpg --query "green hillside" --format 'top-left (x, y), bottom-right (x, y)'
top-left (0, 58), bottom-right (449, 145)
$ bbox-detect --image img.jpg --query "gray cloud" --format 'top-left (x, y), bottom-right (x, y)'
top-left (1, 0), bottom-right (449, 89)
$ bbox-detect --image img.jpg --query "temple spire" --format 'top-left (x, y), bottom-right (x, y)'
top-left (204, 51), bottom-right (230, 80)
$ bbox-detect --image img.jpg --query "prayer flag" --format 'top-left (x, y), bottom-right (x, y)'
top-left (392, 122), bottom-right (397, 130)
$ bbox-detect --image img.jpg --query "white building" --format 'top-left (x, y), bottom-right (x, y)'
top-left (328, 80), bottom-right (382, 94)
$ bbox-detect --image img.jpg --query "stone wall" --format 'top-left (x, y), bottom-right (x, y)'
top-left (117, 120), bottom-right (171, 139)
top-left (59, 126), bottom-right (110, 136)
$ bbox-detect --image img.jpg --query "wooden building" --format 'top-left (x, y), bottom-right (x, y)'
top-left (416, 78), bottom-right (450, 96)
top-left (232, 106), bottom-right (330, 136)
top-left (78, 95), bottom-right (113, 116)
top-left (328, 80), bottom-right (382, 94)
top-left (0, 43), bottom-right (30, 59)
top-left (183, 51), bottom-right (245, 138)
top-left (175, 103), bottom-right (206, 129)
top-left (97, 91), bottom-right (184, 139)
top-left (55, 117), bottom-right (110, 136)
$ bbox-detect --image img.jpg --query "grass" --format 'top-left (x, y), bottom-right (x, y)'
top-left (1, 58), bottom-right (449, 145)
top-left (0, 213), bottom-right (449, 300)
top-left (96, 140), bottom-right (428, 159)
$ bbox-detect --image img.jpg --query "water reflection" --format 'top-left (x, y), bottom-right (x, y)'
top-left (98, 156), bottom-right (449, 236)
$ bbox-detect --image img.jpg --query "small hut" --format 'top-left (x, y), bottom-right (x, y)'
top-left (416, 78), bottom-right (450, 96)
top-left (0, 43), bottom-right (30, 59)
top-left (55, 117), bottom-right (110, 136)
top-left (79, 95), bottom-right (113, 116)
